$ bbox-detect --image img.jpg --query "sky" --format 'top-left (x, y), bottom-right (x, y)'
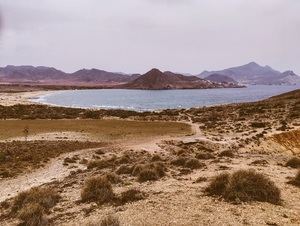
top-left (0, 0), bottom-right (299, 74)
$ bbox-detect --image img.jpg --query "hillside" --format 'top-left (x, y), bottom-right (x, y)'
top-left (0, 65), bottom-right (135, 85)
top-left (204, 73), bottom-right (238, 84)
top-left (121, 68), bottom-right (243, 90)
top-left (199, 62), bottom-right (300, 85)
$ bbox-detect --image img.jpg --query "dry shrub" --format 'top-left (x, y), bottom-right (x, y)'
top-left (218, 150), bottom-right (235, 158)
top-left (205, 173), bottom-right (230, 196)
top-left (171, 157), bottom-right (187, 166)
top-left (132, 162), bottom-right (166, 182)
top-left (195, 152), bottom-right (215, 160)
top-left (171, 157), bottom-right (205, 169)
top-left (12, 187), bottom-right (59, 226)
top-left (86, 214), bottom-right (120, 226)
top-left (81, 176), bottom-right (114, 203)
top-left (100, 215), bottom-right (120, 226)
top-left (115, 165), bottom-right (133, 175)
top-left (185, 158), bottom-right (204, 169)
top-left (286, 157), bottom-right (300, 168)
top-left (120, 189), bottom-right (145, 204)
top-left (87, 159), bottom-right (114, 170)
top-left (17, 203), bottom-right (46, 226)
top-left (12, 187), bottom-right (60, 213)
top-left (151, 154), bottom-right (163, 162)
top-left (194, 176), bottom-right (208, 183)
top-left (104, 173), bottom-right (122, 184)
top-left (288, 170), bottom-right (300, 187)
top-left (205, 170), bottom-right (281, 204)
top-left (138, 169), bottom-right (158, 182)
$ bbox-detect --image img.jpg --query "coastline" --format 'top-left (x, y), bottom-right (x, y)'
top-left (0, 90), bottom-right (56, 106)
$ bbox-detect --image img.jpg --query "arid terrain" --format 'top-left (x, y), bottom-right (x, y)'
top-left (0, 88), bottom-right (299, 226)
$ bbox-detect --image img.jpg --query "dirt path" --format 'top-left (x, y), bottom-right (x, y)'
top-left (0, 147), bottom-right (102, 203)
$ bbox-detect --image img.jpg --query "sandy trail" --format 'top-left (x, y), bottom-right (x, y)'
top-left (0, 147), bottom-right (102, 203)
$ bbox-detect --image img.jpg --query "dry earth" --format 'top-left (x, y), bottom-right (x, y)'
top-left (0, 89), bottom-right (299, 226)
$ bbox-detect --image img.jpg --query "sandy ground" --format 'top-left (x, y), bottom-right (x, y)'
top-left (0, 90), bottom-right (299, 225)
top-left (0, 90), bottom-right (53, 106)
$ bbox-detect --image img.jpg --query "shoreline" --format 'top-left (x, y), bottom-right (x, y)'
top-left (0, 90), bottom-right (56, 106)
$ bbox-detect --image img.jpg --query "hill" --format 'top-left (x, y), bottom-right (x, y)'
top-left (204, 73), bottom-right (238, 84)
top-left (199, 62), bottom-right (300, 85)
top-left (120, 68), bottom-right (243, 89)
top-left (0, 65), bottom-right (135, 85)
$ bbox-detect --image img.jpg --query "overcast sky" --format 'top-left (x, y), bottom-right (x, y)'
top-left (0, 0), bottom-right (299, 74)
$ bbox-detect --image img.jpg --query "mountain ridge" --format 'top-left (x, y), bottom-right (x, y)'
top-left (198, 62), bottom-right (300, 85)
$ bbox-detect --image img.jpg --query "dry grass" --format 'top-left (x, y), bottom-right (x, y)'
top-left (12, 187), bottom-right (60, 213)
top-left (17, 203), bottom-right (46, 226)
top-left (120, 189), bottom-right (145, 204)
top-left (288, 170), bottom-right (300, 187)
top-left (205, 170), bottom-right (281, 204)
top-left (99, 215), bottom-right (120, 226)
top-left (0, 119), bottom-right (191, 141)
top-left (11, 187), bottom-right (60, 225)
top-left (0, 140), bottom-right (104, 178)
top-left (81, 176), bottom-right (115, 204)
top-left (286, 157), bottom-right (300, 168)
top-left (132, 162), bottom-right (166, 182)
top-left (85, 214), bottom-right (120, 226)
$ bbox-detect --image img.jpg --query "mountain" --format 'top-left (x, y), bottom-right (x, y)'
top-left (204, 73), bottom-right (238, 84)
top-left (70, 69), bottom-right (136, 84)
top-left (120, 68), bottom-right (243, 90)
top-left (0, 65), bottom-right (66, 82)
top-left (199, 62), bottom-right (300, 85)
top-left (0, 65), bottom-right (135, 85)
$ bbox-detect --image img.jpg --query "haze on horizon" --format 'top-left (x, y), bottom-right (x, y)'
top-left (0, 0), bottom-right (299, 75)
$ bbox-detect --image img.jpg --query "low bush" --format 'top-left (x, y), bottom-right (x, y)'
top-left (12, 187), bottom-right (60, 226)
top-left (99, 215), bottom-right (120, 226)
top-left (115, 164), bottom-right (133, 175)
top-left (195, 152), bottom-right (215, 160)
top-left (12, 187), bottom-right (60, 213)
top-left (132, 162), bottom-right (166, 182)
top-left (17, 203), bottom-right (45, 226)
top-left (205, 170), bottom-right (281, 204)
top-left (87, 159), bottom-right (114, 170)
top-left (86, 214), bottom-right (120, 226)
top-left (286, 157), bottom-right (300, 168)
top-left (120, 188), bottom-right (145, 204)
top-left (171, 157), bottom-right (205, 169)
top-left (104, 173), bottom-right (122, 184)
top-left (218, 150), bottom-right (235, 158)
top-left (185, 158), bottom-right (204, 169)
top-left (288, 170), bottom-right (300, 187)
top-left (81, 176), bottom-right (114, 204)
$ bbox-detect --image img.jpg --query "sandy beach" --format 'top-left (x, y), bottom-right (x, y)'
top-left (0, 90), bottom-right (54, 106)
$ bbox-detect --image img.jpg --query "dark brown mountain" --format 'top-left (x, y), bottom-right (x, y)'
top-left (205, 73), bottom-right (238, 84)
top-left (120, 68), bottom-right (243, 90)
